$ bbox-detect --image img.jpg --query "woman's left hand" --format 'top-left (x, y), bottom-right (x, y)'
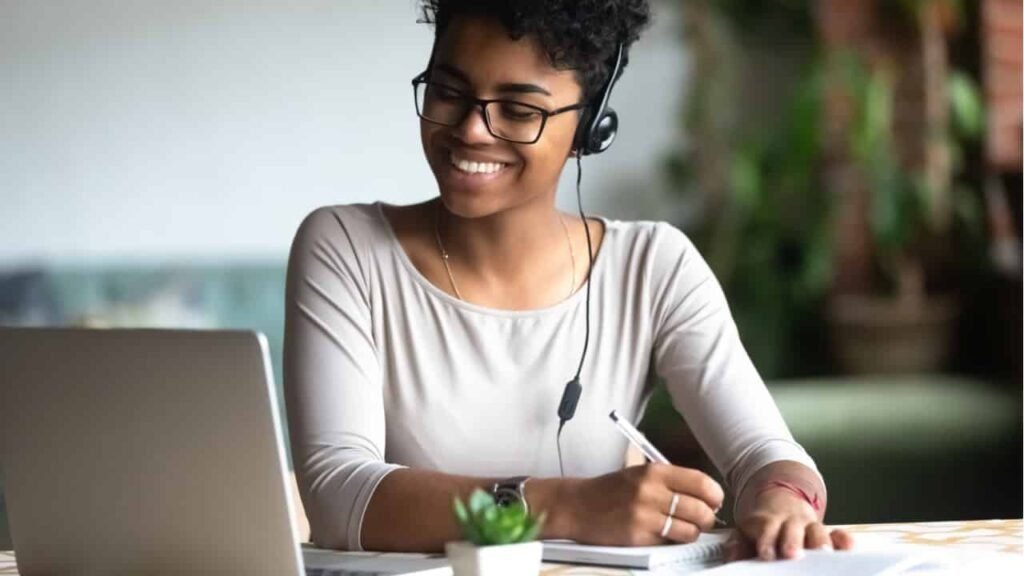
top-left (725, 488), bottom-right (854, 562)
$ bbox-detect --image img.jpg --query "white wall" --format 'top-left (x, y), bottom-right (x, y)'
top-left (0, 0), bottom-right (689, 265)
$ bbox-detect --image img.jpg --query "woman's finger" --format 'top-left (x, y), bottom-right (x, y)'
top-left (661, 466), bottom-right (725, 511)
top-left (778, 519), bottom-right (806, 559)
top-left (656, 489), bottom-right (716, 532)
top-left (830, 528), bottom-right (855, 550)
top-left (805, 522), bottom-right (832, 550)
top-left (659, 514), bottom-right (701, 544)
top-left (725, 530), bottom-right (756, 562)
top-left (754, 518), bottom-right (783, 561)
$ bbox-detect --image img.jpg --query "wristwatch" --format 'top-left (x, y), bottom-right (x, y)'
top-left (491, 476), bottom-right (531, 515)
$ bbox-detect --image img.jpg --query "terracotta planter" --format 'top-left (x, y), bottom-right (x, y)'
top-left (445, 540), bottom-right (542, 576)
top-left (828, 293), bottom-right (958, 374)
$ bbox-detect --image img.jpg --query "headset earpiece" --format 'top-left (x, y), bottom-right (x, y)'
top-left (574, 44), bottom-right (625, 156)
top-left (587, 107), bottom-right (618, 155)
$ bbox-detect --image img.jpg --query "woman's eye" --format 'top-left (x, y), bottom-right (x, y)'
top-left (436, 87), bottom-right (462, 101)
top-left (500, 103), bottom-right (541, 122)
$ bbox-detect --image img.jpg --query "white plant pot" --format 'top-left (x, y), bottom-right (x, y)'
top-left (445, 540), bottom-right (543, 576)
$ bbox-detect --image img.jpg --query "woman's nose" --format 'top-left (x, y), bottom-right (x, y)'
top-left (453, 104), bottom-right (496, 144)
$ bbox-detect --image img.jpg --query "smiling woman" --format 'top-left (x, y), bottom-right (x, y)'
top-left (415, 15), bottom-right (589, 220)
top-left (282, 0), bottom-right (852, 562)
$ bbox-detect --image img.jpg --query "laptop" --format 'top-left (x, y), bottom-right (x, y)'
top-left (0, 328), bottom-right (449, 575)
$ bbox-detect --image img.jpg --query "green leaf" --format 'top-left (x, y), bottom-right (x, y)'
top-left (453, 495), bottom-right (486, 545)
top-left (464, 523), bottom-right (485, 545)
top-left (948, 71), bottom-right (984, 139)
top-left (480, 520), bottom-right (511, 545)
top-left (519, 512), bottom-right (546, 543)
top-left (503, 503), bottom-right (527, 525)
top-left (453, 496), bottom-right (469, 525)
top-left (482, 504), bottom-right (498, 524)
top-left (730, 147), bottom-right (762, 215)
top-left (449, 489), bottom-right (545, 546)
top-left (468, 489), bottom-right (494, 517)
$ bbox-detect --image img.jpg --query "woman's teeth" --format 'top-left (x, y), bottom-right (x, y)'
top-left (450, 154), bottom-right (506, 175)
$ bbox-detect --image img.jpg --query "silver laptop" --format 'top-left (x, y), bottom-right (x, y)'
top-left (0, 328), bottom-right (452, 575)
top-left (0, 328), bottom-right (305, 574)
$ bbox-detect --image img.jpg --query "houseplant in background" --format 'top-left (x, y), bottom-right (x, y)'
top-left (662, 0), bottom-right (986, 377)
top-left (643, 0), bottom-right (835, 474)
top-left (445, 489), bottom-right (546, 576)
top-left (662, 0), bottom-right (832, 380)
top-left (823, 0), bottom-right (986, 374)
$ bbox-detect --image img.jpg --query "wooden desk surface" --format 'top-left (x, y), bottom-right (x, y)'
top-left (1, 519), bottom-right (1020, 575)
top-left (839, 519), bottom-right (1022, 555)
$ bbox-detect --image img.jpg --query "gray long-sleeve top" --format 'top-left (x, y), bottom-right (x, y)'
top-left (284, 202), bottom-right (819, 551)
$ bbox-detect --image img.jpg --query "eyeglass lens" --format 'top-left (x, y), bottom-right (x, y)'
top-left (415, 82), bottom-right (546, 143)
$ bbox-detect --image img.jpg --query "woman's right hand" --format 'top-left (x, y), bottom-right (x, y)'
top-left (566, 463), bottom-right (725, 546)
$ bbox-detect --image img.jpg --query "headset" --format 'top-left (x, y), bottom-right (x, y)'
top-left (572, 43), bottom-right (625, 157)
top-left (555, 43), bottom-right (626, 475)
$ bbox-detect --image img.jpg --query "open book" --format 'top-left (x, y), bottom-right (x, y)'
top-left (542, 533), bottom-right (730, 570)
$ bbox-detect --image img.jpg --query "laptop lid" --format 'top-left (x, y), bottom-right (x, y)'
top-left (0, 328), bottom-right (304, 575)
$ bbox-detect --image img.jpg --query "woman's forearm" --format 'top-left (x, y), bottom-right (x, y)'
top-left (360, 469), bottom-right (580, 552)
top-left (733, 460), bottom-right (827, 523)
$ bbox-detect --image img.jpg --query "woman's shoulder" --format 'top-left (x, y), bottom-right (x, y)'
top-left (288, 202), bottom-right (397, 270)
top-left (292, 202), bottom-right (395, 246)
top-left (601, 217), bottom-right (700, 264)
top-left (294, 202), bottom-right (386, 235)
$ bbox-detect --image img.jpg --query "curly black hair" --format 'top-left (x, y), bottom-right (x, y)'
top-left (419, 0), bottom-right (650, 101)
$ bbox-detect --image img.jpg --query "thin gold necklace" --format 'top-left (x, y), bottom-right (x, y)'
top-left (434, 204), bottom-right (577, 302)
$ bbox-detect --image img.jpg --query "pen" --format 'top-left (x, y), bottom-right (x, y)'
top-left (609, 410), bottom-right (727, 527)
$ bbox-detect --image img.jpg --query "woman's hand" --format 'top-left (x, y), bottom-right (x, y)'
top-left (566, 463), bottom-right (725, 546)
top-left (726, 487), bottom-right (854, 561)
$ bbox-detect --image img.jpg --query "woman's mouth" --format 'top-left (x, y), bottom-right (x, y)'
top-left (448, 152), bottom-right (510, 178)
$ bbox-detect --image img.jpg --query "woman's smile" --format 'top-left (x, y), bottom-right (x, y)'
top-left (437, 147), bottom-right (518, 192)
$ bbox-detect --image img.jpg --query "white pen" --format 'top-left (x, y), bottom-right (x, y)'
top-left (609, 409), bottom-right (727, 527)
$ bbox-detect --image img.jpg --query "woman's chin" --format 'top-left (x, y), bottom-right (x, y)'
top-left (435, 171), bottom-right (516, 218)
top-left (436, 192), bottom-right (500, 220)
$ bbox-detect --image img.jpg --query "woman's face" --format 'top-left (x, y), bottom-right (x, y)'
top-left (420, 15), bottom-right (584, 219)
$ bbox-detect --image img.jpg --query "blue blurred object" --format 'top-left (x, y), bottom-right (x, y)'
top-left (0, 263), bottom-right (287, 385)
top-left (0, 269), bottom-right (63, 326)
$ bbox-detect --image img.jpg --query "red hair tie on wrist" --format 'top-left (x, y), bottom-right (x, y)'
top-left (758, 480), bottom-right (822, 512)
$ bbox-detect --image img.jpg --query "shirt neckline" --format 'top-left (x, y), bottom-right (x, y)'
top-left (373, 201), bottom-right (612, 319)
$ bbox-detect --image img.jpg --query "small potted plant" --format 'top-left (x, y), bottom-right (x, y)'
top-left (445, 489), bottom-right (546, 576)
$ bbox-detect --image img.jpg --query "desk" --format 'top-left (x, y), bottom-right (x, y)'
top-left (1, 519), bottom-right (1020, 575)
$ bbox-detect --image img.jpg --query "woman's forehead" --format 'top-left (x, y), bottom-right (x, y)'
top-left (433, 15), bottom-right (581, 96)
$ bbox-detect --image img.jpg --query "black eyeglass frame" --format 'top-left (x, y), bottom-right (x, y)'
top-left (411, 71), bottom-right (586, 145)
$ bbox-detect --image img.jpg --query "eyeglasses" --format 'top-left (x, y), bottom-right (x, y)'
top-left (412, 72), bottom-right (585, 144)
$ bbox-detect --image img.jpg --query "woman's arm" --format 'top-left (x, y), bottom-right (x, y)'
top-left (360, 471), bottom-right (578, 551)
top-left (361, 465), bottom-right (724, 551)
top-left (729, 460), bottom-right (853, 560)
top-left (285, 207), bottom-right (404, 550)
top-left (646, 223), bottom-right (851, 559)
top-left (734, 460), bottom-right (826, 523)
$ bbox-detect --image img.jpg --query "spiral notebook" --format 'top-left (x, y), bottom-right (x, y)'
top-left (542, 532), bottom-right (730, 570)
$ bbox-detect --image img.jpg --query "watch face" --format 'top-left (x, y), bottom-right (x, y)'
top-left (493, 487), bottom-right (521, 508)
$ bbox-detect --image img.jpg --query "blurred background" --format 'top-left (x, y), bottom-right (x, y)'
top-left (1, 0), bottom-right (1020, 548)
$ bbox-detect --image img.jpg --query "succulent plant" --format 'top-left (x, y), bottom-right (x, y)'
top-left (452, 489), bottom-right (546, 546)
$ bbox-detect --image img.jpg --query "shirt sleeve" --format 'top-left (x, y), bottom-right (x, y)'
top-left (647, 222), bottom-right (823, 504)
top-left (283, 207), bottom-right (404, 551)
